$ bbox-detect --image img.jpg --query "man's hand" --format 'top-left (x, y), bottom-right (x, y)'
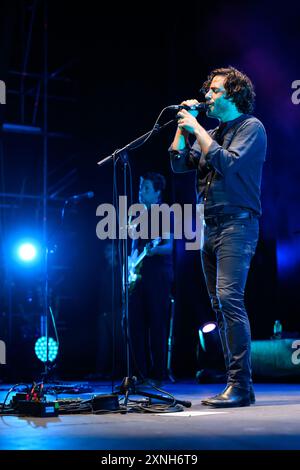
top-left (171, 99), bottom-right (200, 151)
top-left (177, 108), bottom-right (201, 135)
top-left (179, 99), bottom-right (200, 118)
top-left (176, 102), bottom-right (213, 155)
top-left (128, 249), bottom-right (138, 268)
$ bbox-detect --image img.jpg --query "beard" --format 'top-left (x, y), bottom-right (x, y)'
top-left (206, 99), bottom-right (228, 119)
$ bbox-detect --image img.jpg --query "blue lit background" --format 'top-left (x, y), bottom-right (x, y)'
top-left (0, 0), bottom-right (299, 379)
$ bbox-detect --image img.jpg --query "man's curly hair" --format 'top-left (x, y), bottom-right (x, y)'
top-left (202, 66), bottom-right (255, 114)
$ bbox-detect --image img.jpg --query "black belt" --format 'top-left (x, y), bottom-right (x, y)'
top-left (204, 211), bottom-right (254, 226)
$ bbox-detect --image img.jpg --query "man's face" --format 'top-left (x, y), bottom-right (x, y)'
top-left (205, 75), bottom-right (230, 119)
top-left (139, 179), bottom-right (160, 206)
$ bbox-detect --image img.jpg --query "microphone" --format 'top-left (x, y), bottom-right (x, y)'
top-left (167, 102), bottom-right (208, 111)
top-left (66, 191), bottom-right (94, 203)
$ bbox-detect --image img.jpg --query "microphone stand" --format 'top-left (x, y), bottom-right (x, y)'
top-left (97, 117), bottom-right (191, 410)
top-left (97, 119), bottom-right (176, 167)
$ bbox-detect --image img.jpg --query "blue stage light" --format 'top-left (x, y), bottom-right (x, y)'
top-left (34, 336), bottom-right (58, 362)
top-left (17, 242), bottom-right (38, 262)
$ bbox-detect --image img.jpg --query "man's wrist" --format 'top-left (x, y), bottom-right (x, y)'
top-left (194, 123), bottom-right (204, 139)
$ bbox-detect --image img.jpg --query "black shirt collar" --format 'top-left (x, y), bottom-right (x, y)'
top-left (218, 113), bottom-right (250, 133)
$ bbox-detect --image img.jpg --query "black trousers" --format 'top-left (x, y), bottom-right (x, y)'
top-left (201, 217), bottom-right (259, 390)
top-left (128, 267), bottom-right (172, 381)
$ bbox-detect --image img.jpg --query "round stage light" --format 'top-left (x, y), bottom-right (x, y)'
top-left (199, 322), bottom-right (218, 351)
top-left (34, 336), bottom-right (58, 363)
top-left (17, 243), bottom-right (37, 262)
top-left (202, 322), bottom-right (217, 334)
top-left (197, 321), bottom-right (225, 380)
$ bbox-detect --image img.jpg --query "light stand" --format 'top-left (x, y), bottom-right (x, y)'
top-left (120, 150), bottom-right (131, 381)
top-left (39, 0), bottom-right (59, 384)
top-left (38, 194), bottom-right (94, 393)
top-left (41, 0), bottom-right (50, 382)
top-left (97, 117), bottom-right (191, 410)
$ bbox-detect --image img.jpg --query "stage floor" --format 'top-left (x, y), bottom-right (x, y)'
top-left (0, 381), bottom-right (300, 451)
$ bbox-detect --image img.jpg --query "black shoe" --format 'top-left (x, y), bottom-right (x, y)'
top-left (202, 385), bottom-right (255, 405)
top-left (201, 385), bottom-right (251, 408)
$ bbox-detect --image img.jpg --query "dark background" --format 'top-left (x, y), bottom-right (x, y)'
top-left (0, 0), bottom-right (299, 381)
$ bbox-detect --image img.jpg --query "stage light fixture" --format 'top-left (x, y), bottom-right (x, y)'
top-left (34, 336), bottom-right (58, 363)
top-left (199, 322), bottom-right (218, 352)
top-left (197, 321), bottom-right (226, 382)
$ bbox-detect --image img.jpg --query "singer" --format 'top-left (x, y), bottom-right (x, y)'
top-left (169, 66), bottom-right (267, 407)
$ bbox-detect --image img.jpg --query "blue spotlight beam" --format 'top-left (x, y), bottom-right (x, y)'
top-left (17, 242), bottom-right (38, 262)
